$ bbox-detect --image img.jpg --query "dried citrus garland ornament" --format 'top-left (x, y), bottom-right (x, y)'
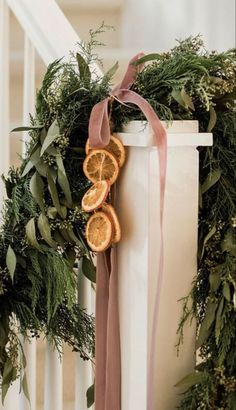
top-left (82, 134), bottom-right (125, 252)
top-left (101, 203), bottom-right (121, 243)
top-left (82, 180), bottom-right (110, 212)
top-left (85, 134), bottom-right (126, 167)
top-left (83, 149), bottom-right (119, 185)
top-left (86, 211), bottom-right (113, 252)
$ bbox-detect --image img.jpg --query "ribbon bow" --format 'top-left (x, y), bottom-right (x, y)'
top-left (89, 54), bottom-right (167, 410)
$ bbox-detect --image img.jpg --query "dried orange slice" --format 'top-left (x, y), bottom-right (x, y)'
top-left (102, 203), bottom-right (121, 243)
top-left (85, 135), bottom-right (126, 168)
top-left (83, 149), bottom-right (119, 185)
top-left (86, 211), bottom-right (113, 252)
top-left (82, 180), bottom-right (110, 212)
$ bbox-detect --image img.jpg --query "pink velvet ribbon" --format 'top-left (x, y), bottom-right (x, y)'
top-left (89, 53), bottom-right (167, 410)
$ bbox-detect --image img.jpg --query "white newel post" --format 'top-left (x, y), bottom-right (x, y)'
top-left (116, 121), bottom-right (212, 410)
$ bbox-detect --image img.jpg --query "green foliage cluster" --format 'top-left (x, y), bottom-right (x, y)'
top-left (113, 36), bottom-right (236, 409)
top-left (0, 27), bottom-right (112, 401)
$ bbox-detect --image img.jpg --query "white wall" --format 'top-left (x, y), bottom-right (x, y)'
top-left (121, 0), bottom-right (236, 51)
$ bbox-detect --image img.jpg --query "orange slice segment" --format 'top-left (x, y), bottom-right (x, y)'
top-left (82, 180), bottom-right (110, 212)
top-left (85, 135), bottom-right (126, 167)
top-left (86, 211), bottom-right (113, 252)
top-left (101, 203), bottom-right (121, 243)
top-left (83, 149), bottom-right (119, 185)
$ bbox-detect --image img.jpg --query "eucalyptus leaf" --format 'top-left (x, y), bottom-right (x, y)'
top-left (30, 171), bottom-right (45, 212)
top-left (22, 373), bottom-right (30, 402)
top-left (11, 125), bottom-right (44, 132)
top-left (209, 270), bottom-right (221, 292)
top-left (6, 245), bottom-right (17, 281)
top-left (47, 206), bottom-right (58, 219)
top-left (21, 147), bottom-right (41, 177)
top-left (207, 106), bottom-right (217, 132)
top-left (54, 230), bottom-right (66, 247)
top-left (196, 300), bottom-right (217, 348)
top-left (56, 155), bottom-right (72, 206)
top-left (223, 282), bottom-right (231, 302)
top-left (133, 53), bottom-right (162, 65)
top-left (38, 214), bottom-right (57, 248)
top-left (25, 218), bottom-right (40, 249)
top-left (47, 172), bottom-right (64, 218)
top-left (200, 225), bottom-right (216, 260)
top-left (40, 120), bottom-right (60, 157)
top-left (175, 371), bottom-right (205, 390)
top-left (222, 229), bottom-right (236, 256)
top-left (201, 169), bottom-right (221, 195)
top-left (215, 297), bottom-right (224, 344)
top-left (76, 53), bottom-right (91, 82)
top-left (66, 229), bottom-right (82, 246)
top-left (86, 383), bottom-right (95, 408)
top-left (2, 358), bottom-right (17, 404)
top-left (103, 61), bottom-right (119, 82)
top-left (82, 256), bottom-right (96, 283)
top-left (181, 88), bottom-right (195, 110)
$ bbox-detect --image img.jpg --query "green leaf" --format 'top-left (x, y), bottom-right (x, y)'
top-left (133, 53), bottom-right (162, 65)
top-left (21, 146), bottom-right (41, 177)
top-left (40, 120), bottom-right (60, 157)
top-left (56, 155), bottom-right (72, 206)
top-left (47, 172), bottom-right (64, 219)
top-left (223, 282), bottom-right (231, 302)
top-left (201, 169), bottom-right (221, 195)
top-left (66, 248), bottom-right (77, 267)
top-left (54, 230), bottom-right (66, 247)
top-left (222, 229), bottom-right (236, 257)
top-left (103, 61), bottom-right (119, 82)
top-left (175, 371), bottom-right (205, 390)
top-left (200, 225), bottom-right (216, 260)
top-left (6, 245), bottom-right (17, 281)
top-left (66, 229), bottom-right (82, 246)
top-left (171, 88), bottom-right (194, 110)
top-left (2, 358), bottom-right (17, 404)
top-left (207, 106), bottom-right (217, 132)
top-left (86, 383), bottom-right (95, 408)
top-left (209, 270), bottom-right (221, 292)
top-left (22, 373), bottom-right (30, 402)
top-left (215, 297), bottom-right (224, 344)
top-left (181, 88), bottom-right (195, 110)
top-left (30, 171), bottom-right (45, 212)
top-left (25, 218), bottom-right (40, 249)
top-left (196, 301), bottom-right (217, 348)
top-left (47, 206), bottom-right (58, 219)
top-left (82, 256), bottom-right (96, 283)
top-left (38, 214), bottom-right (57, 248)
top-left (11, 124), bottom-right (44, 132)
top-left (76, 53), bottom-right (91, 82)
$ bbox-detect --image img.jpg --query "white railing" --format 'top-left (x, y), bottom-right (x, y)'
top-left (0, 0), bottom-right (98, 409)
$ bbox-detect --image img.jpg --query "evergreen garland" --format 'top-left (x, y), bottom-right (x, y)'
top-left (0, 31), bottom-right (235, 408)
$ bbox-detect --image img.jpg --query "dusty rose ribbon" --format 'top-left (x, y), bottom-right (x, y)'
top-left (89, 54), bottom-right (167, 410)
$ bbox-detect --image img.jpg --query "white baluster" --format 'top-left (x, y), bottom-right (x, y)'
top-left (18, 34), bottom-right (37, 410)
top-left (44, 342), bottom-right (63, 410)
top-left (0, 0), bottom-right (10, 206)
top-left (75, 269), bottom-right (94, 410)
top-left (22, 34), bottom-right (35, 157)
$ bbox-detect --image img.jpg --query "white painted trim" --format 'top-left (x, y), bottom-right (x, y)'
top-left (6, 0), bottom-right (102, 76)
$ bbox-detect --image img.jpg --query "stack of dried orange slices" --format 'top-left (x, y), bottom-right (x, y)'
top-left (82, 134), bottom-right (126, 252)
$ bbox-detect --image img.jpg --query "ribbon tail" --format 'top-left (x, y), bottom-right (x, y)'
top-left (105, 246), bottom-right (121, 410)
top-left (95, 251), bottom-right (110, 410)
top-left (115, 89), bottom-right (167, 409)
top-left (89, 98), bottom-right (110, 148)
